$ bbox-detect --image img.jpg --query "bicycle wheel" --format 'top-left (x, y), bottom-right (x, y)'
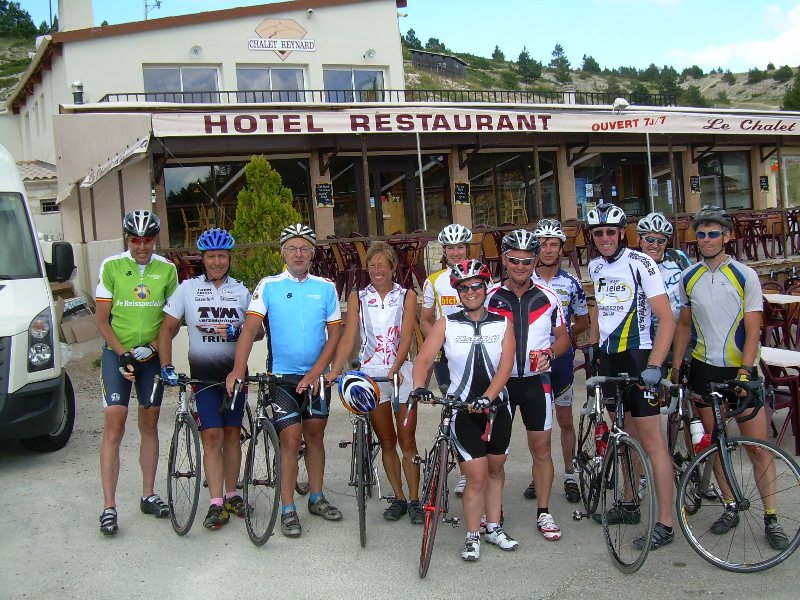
top-left (677, 437), bottom-right (800, 573)
top-left (356, 420), bottom-right (368, 548)
top-left (667, 412), bottom-right (705, 515)
top-left (295, 438), bottom-right (310, 495)
top-left (419, 439), bottom-right (448, 579)
top-left (600, 435), bottom-right (656, 574)
top-left (576, 410), bottom-right (602, 515)
top-left (237, 402), bottom-right (254, 490)
top-left (243, 419), bottom-right (281, 546)
top-left (167, 413), bottom-right (201, 536)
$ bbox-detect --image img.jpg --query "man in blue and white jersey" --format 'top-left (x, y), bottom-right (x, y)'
top-left (226, 224), bottom-right (343, 538)
top-left (530, 219), bottom-right (589, 505)
top-left (158, 228), bottom-right (253, 530)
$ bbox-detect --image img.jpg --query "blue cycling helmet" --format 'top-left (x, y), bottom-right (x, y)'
top-left (338, 371), bottom-right (379, 415)
top-left (197, 228), bottom-right (235, 251)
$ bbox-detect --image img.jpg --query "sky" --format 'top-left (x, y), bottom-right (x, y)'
top-left (20, 0), bottom-right (800, 73)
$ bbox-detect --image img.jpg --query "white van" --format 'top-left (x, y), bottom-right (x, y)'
top-left (0, 144), bottom-right (76, 451)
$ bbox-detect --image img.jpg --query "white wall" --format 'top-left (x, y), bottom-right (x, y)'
top-left (0, 113), bottom-right (23, 156)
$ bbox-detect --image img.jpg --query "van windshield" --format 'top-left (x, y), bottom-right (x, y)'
top-left (0, 192), bottom-right (41, 279)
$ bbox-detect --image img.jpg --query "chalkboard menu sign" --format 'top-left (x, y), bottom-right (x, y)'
top-left (689, 175), bottom-right (700, 193)
top-left (759, 175), bottom-right (769, 192)
top-left (315, 183), bottom-right (333, 207)
top-left (454, 182), bottom-right (470, 204)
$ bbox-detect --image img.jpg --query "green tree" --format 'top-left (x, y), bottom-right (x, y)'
top-left (715, 90), bottom-right (730, 105)
top-left (100, 19), bottom-right (109, 27)
top-left (0, 0), bottom-right (36, 37)
top-left (782, 72), bottom-right (800, 110)
top-left (517, 47), bottom-right (542, 83)
top-left (767, 62), bottom-right (775, 71)
top-left (605, 77), bottom-right (625, 98)
top-left (773, 65), bottom-right (794, 83)
top-left (403, 28), bottom-right (422, 50)
top-left (629, 81), bottom-right (651, 105)
top-left (747, 67), bottom-right (766, 84)
top-left (425, 37), bottom-right (447, 53)
top-left (722, 69), bottom-right (737, 85)
top-left (641, 63), bottom-right (660, 82)
top-left (680, 85), bottom-right (710, 108)
top-left (658, 66), bottom-right (681, 98)
top-left (549, 43), bottom-right (571, 83)
top-left (492, 45), bottom-right (505, 62)
top-left (499, 69), bottom-right (519, 90)
top-left (581, 54), bottom-right (601, 74)
top-left (681, 65), bottom-right (704, 79)
top-left (230, 156), bottom-right (301, 289)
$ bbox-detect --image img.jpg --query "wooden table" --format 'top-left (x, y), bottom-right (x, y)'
top-left (760, 346), bottom-right (800, 455)
top-left (763, 293), bottom-right (800, 305)
top-left (761, 346), bottom-right (800, 368)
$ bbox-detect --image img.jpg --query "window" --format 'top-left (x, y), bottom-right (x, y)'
top-left (236, 67), bottom-right (304, 102)
top-left (40, 200), bottom-right (60, 214)
top-left (698, 151), bottom-right (752, 210)
top-left (323, 68), bottom-right (384, 102)
top-left (143, 67), bottom-right (219, 103)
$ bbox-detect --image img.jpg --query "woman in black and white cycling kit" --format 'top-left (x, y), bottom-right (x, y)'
top-left (412, 260), bottom-right (515, 563)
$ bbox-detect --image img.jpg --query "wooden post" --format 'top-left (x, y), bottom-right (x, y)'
top-left (533, 139), bottom-right (544, 220)
top-left (117, 170), bottom-right (126, 222)
top-left (776, 138), bottom-right (785, 209)
top-left (89, 187), bottom-right (98, 241)
top-left (76, 185), bottom-right (86, 244)
top-left (359, 136), bottom-right (371, 235)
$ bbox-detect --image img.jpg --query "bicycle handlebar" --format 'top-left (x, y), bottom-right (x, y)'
top-left (320, 372), bottom-right (400, 411)
top-left (708, 378), bottom-right (764, 421)
top-left (232, 373), bottom-right (318, 415)
top-left (580, 375), bottom-right (678, 416)
top-left (149, 374), bottom-right (224, 407)
top-left (404, 393), bottom-right (508, 442)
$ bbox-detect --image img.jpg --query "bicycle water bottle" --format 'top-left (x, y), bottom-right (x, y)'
top-left (689, 418), bottom-right (709, 452)
top-left (595, 421), bottom-right (609, 456)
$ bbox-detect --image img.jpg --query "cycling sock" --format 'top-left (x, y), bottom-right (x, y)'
top-left (225, 491), bottom-right (238, 500)
top-left (564, 471), bottom-right (576, 481)
top-left (309, 492), bottom-right (323, 504)
top-left (466, 531), bottom-right (480, 541)
top-left (537, 507), bottom-right (549, 517)
top-left (210, 497), bottom-right (223, 506)
top-left (764, 509), bottom-right (778, 522)
top-left (656, 522), bottom-right (673, 533)
top-left (486, 522), bottom-right (499, 533)
top-left (281, 503), bottom-right (297, 514)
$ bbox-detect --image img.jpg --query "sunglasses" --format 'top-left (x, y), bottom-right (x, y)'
top-left (507, 256), bottom-right (535, 266)
top-left (456, 282), bottom-right (485, 293)
top-left (128, 236), bottom-right (155, 245)
top-left (696, 230), bottom-right (723, 240)
top-left (642, 235), bottom-right (668, 245)
top-left (592, 228), bottom-right (621, 238)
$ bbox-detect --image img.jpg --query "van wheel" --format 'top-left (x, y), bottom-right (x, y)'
top-left (22, 374), bottom-right (76, 452)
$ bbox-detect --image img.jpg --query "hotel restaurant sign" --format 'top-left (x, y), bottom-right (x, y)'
top-left (152, 108), bottom-right (800, 138)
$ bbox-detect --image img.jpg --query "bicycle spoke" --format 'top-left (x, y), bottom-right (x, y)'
top-left (167, 415), bottom-right (201, 536)
top-left (244, 420), bottom-right (281, 546)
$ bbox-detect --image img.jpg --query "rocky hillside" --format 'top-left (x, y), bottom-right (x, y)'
top-left (0, 36), bottom-right (34, 105)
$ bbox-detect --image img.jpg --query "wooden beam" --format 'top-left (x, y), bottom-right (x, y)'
top-left (566, 139), bottom-right (591, 166)
top-left (89, 187), bottom-right (98, 241)
top-left (759, 143), bottom-right (778, 163)
top-left (458, 136), bottom-right (482, 170)
top-left (76, 185), bottom-right (86, 244)
top-left (691, 141), bottom-right (715, 164)
top-left (317, 143), bottom-right (340, 176)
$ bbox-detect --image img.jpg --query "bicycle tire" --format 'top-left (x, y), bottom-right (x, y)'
top-left (236, 402), bottom-right (254, 490)
top-left (576, 410), bottom-right (601, 515)
top-left (296, 439), bottom-right (310, 496)
top-left (167, 413), bottom-right (202, 536)
top-left (243, 419), bottom-right (281, 546)
top-left (419, 439), bottom-right (448, 579)
top-left (676, 437), bottom-right (800, 573)
top-left (356, 420), bottom-right (368, 548)
top-left (600, 435), bottom-right (656, 574)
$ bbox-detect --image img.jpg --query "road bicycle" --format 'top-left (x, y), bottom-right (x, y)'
top-left (675, 378), bottom-right (800, 572)
top-left (572, 374), bottom-right (657, 574)
top-left (321, 373), bottom-right (399, 548)
top-left (405, 393), bottom-right (505, 579)
top-left (150, 374), bottom-right (223, 536)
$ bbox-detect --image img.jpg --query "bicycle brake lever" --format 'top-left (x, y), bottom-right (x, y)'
top-left (402, 397), bottom-right (417, 428)
top-left (149, 374), bottom-right (162, 407)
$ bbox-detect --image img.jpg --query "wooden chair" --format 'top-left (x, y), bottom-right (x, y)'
top-left (787, 209), bottom-right (800, 255)
top-left (329, 241), bottom-right (359, 299)
top-left (199, 205), bottom-right (215, 229)
top-left (761, 359), bottom-right (800, 455)
top-left (561, 223), bottom-right (583, 279)
top-left (625, 222), bottom-right (639, 248)
top-left (481, 229), bottom-right (502, 278)
top-left (761, 212), bottom-right (786, 259)
top-left (181, 208), bottom-right (204, 247)
top-left (469, 229), bottom-right (486, 261)
top-left (352, 238), bottom-right (370, 290)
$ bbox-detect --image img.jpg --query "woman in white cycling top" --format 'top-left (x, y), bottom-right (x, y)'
top-left (328, 241), bottom-right (422, 524)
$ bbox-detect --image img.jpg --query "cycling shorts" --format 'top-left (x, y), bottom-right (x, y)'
top-left (550, 352), bottom-right (575, 407)
top-left (194, 383), bottom-right (246, 430)
top-left (371, 362), bottom-right (413, 408)
top-left (506, 375), bottom-right (553, 432)
top-left (598, 349), bottom-right (660, 418)
top-left (451, 402), bottom-right (513, 461)
top-left (270, 375), bottom-right (329, 435)
top-left (100, 346), bottom-right (163, 408)
top-left (688, 358), bottom-right (741, 408)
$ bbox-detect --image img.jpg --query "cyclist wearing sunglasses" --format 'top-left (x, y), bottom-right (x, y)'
top-left (636, 212), bottom-right (691, 323)
top-left (225, 223), bottom-right (343, 538)
top-left (95, 210), bottom-right (178, 536)
top-left (671, 207), bottom-right (789, 550)
top-left (586, 203), bottom-right (677, 551)
top-left (157, 228), bottom-right (255, 530)
top-left (412, 259), bottom-right (515, 561)
top-left (530, 219), bottom-right (589, 506)
top-left (487, 229), bottom-right (571, 542)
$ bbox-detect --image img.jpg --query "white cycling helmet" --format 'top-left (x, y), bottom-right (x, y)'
top-left (586, 203), bottom-right (626, 229)
top-left (637, 212), bottom-right (673, 236)
top-left (438, 224), bottom-right (473, 245)
top-left (280, 223), bottom-right (316, 246)
top-left (501, 229), bottom-right (540, 254)
top-left (533, 219), bottom-right (567, 242)
top-left (122, 210), bottom-right (160, 237)
top-left (338, 371), bottom-right (379, 415)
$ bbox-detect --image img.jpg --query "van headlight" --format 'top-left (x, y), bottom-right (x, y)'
top-left (28, 308), bottom-right (55, 371)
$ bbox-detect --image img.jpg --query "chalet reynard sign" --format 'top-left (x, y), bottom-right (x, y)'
top-left (152, 108), bottom-right (800, 137)
top-left (248, 18), bottom-right (315, 60)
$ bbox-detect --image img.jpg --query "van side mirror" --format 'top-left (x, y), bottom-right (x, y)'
top-left (46, 242), bottom-right (75, 283)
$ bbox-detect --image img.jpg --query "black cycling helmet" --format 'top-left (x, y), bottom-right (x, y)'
top-left (692, 205), bottom-right (733, 231)
top-left (122, 210), bottom-right (160, 237)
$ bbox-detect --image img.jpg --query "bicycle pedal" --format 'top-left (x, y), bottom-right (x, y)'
top-left (411, 455), bottom-right (422, 465)
top-left (572, 510), bottom-right (587, 521)
top-left (445, 517), bottom-right (460, 527)
top-left (338, 440), bottom-right (350, 448)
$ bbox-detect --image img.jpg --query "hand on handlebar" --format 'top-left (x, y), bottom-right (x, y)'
top-left (641, 365), bottom-right (662, 388)
top-left (411, 387), bottom-right (434, 404)
top-left (468, 396), bottom-right (492, 414)
top-left (225, 370), bottom-right (244, 396)
top-left (296, 372), bottom-right (321, 396)
top-left (160, 364), bottom-right (178, 386)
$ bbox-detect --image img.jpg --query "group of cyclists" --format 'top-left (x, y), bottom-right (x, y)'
top-left (96, 201), bottom-right (789, 561)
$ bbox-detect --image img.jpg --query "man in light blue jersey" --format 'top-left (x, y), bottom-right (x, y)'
top-left (226, 224), bottom-right (343, 538)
